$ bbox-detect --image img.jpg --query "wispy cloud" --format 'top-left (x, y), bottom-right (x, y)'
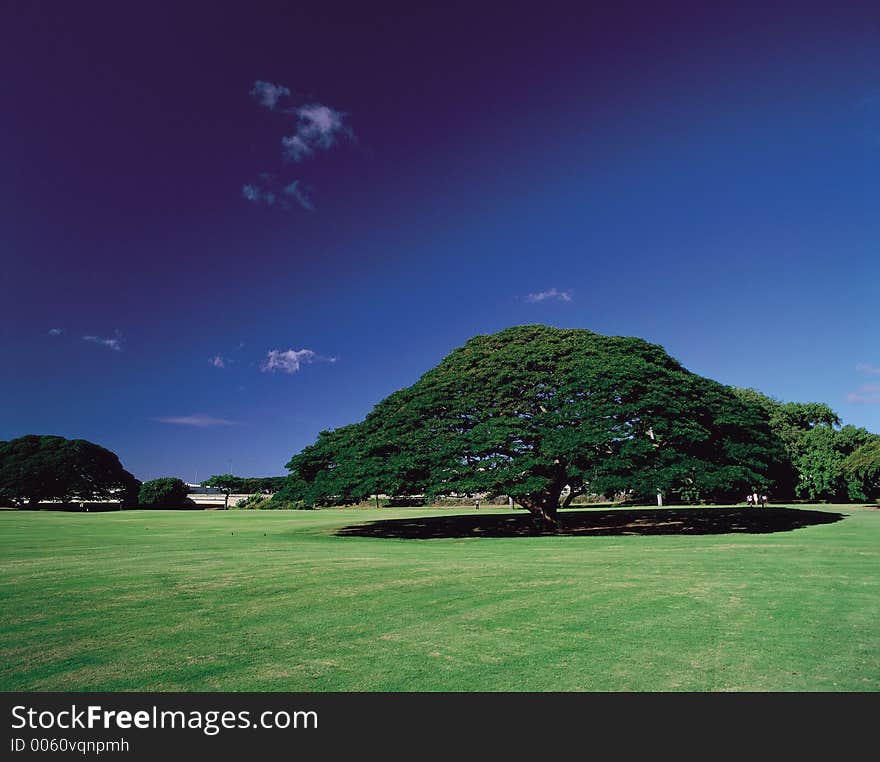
top-left (525, 288), bottom-right (572, 303)
top-left (260, 348), bottom-right (336, 374)
top-left (82, 331), bottom-right (123, 351)
top-left (250, 80), bottom-right (290, 110)
top-left (242, 179), bottom-right (312, 211)
top-left (281, 104), bottom-right (353, 162)
top-left (847, 383), bottom-right (880, 405)
top-left (242, 183), bottom-right (276, 206)
top-left (847, 392), bottom-right (880, 405)
top-left (210, 355), bottom-right (226, 368)
top-left (154, 415), bottom-right (236, 427)
top-left (856, 362), bottom-right (880, 375)
top-left (48, 328), bottom-right (62, 336)
top-left (282, 180), bottom-right (313, 211)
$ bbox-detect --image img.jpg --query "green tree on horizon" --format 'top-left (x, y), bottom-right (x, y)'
top-left (278, 326), bottom-right (786, 527)
top-left (0, 434), bottom-right (139, 507)
top-left (138, 477), bottom-right (191, 507)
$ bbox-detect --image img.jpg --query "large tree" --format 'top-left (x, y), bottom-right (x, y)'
top-left (0, 435), bottom-right (139, 507)
top-left (280, 326), bottom-right (785, 527)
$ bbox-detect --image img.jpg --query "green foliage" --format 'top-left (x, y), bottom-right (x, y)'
top-left (733, 388), bottom-right (878, 501)
top-left (268, 481), bottom-right (315, 509)
top-left (841, 440), bottom-right (880, 501)
top-left (0, 434), bottom-right (139, 507)
top-left (734, 389), bottom-right (839, 445)
top-left (281, 326), bottom-right (786, 520)
top-left (138, 477), bottom-right (191, 507)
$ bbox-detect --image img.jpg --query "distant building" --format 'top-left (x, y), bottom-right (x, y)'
top-left (185, 483), bottom-right (223, 496)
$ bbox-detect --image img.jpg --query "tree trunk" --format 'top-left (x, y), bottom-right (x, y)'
top-left (520, 495), bottom-right (561, 532)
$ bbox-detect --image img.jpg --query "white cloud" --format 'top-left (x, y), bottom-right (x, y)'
top-left (281, 103), bottom-right (352, 162)
top-left (154, 415), bottom-right (236, 427)
top-left (210, 355), bottom-right (226, 368)
top-left (48, 328), bottom-right (62, 336)
top-left (250, 80), bottom-right (290, 110)
top-left (525, 288), bottom-right (572, 303)
top-left (856, 362), bottom-right (880, 375)
top-left (82, 331), bottom-right (123, 351)
top-left (261, 348), bottom-right (317, 374)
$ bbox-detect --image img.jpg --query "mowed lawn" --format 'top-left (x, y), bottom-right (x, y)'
top-left (1, 504), bottom-right (878, 691)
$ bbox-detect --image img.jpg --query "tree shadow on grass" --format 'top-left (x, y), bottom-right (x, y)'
top-left (335, 506), bottom-right (845, 540)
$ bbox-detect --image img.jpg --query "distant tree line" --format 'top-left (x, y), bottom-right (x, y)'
top-left (199, 474), bottom-right (286, 509)
top-left (0, 437), bottom-right (286, 510)
top-left (133, 475), bottom-right (287, 509)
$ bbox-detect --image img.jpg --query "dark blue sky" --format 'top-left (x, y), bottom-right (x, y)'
top-left (2, 1), bottom-right (877, 480)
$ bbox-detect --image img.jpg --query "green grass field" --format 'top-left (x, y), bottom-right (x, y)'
top-left (1, 504), bottom-right (878, 691)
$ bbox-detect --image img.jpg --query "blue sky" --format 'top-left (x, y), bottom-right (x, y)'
top-left (2, 2), bottom-right (877, 480)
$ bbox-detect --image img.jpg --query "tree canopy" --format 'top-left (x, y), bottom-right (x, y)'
top-left (0, 435), bottom-right (139, 507)
top-left (279, 326), bottom-right (785, 525)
